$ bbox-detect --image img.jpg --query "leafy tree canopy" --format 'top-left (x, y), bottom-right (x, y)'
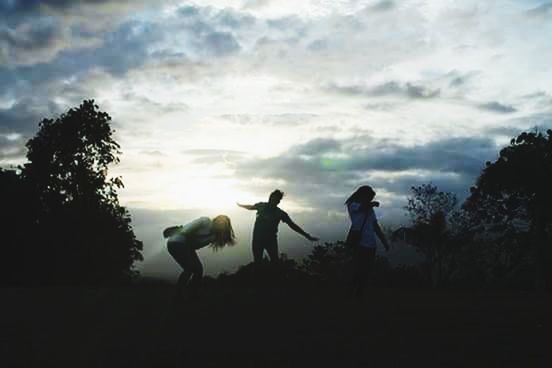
top-left (2, 100), bottom-right (143, 285)
top-left (465, 129), bottom-right (552, 290)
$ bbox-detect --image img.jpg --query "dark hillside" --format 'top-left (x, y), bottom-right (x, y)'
top-left (3, 280), bottom-right (551, 367)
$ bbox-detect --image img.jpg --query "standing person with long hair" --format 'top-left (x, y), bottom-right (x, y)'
top-left (164, 215), bottom-right (236, 301)
top-left (345, 185), bottom-right (390, 299)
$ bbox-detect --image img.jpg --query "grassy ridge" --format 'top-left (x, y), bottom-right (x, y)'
top-left (2, 279), bottom-right (551, 367)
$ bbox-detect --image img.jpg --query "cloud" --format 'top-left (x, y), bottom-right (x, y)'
top-left (328, 80), bottom-right (440, 99)
top-left (368, 1), bottom-right (395, 12)
top-left (231, 135), bottom-right (499, 214)
top-left (0, 97), bottom-right (68, 166)
top-left (182, 149), bottom-right (248, 165)
top-left (346, 137), bottom-right (495, 177)
top-left (0, 0), bottom-right (154, 35)
top-left (0, 16), bottom-right (63, 50)
top-left (0, 3), bottom-right (248, 87)
top-left (174, 5), bottom-right (243, 57)
top-left (307, 39), bottom-right (328, 51)
top-left (0, 133), bottom-right (26, 163)
top-left (0, 18), bottom-right (164, 92)
top-left (478, 101), bottom-right (517, 113)
top-left (484, 126), bottom-right (525, 139)
top-left (0, 98), bottom-right (59, 135)
top-left (486, 112), bottom-right (552, 141)
top-left (526, 2), bottom-right (552, 18)
top-left (220, 113), bottom-right (319, 126)
top-left (0, 0), bottom-right (149, 15)
top-left (0, 15), bottom-right (104, 67)
top-left (203, 31), bottom-right (241, 56)
top-left (140, 150), bottom-right (167, 157)
top-left (213, 7), bottom-right (256, 29)
top-left (289, 138), bottom-right (341, 156)
top-left (0, 17), bottom-right (63, 66)
top-left (182, 149), bottom-right (246, 155)
top-left (370, 81), bottom-right (403, 96)
top-left (242, 0), bottom-right (272, 10)
top-left (405, 83), bottom-right (441, 99)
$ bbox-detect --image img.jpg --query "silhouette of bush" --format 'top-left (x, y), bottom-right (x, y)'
top-left (212, 254), bottom-right (310, 289)
top-left (300, 241), bottom-right (428, 288)
top-left (300, 241), bottom-right (352, 285)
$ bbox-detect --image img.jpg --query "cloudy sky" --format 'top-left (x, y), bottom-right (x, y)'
top-left (2, 0), bottom-right (551, 275)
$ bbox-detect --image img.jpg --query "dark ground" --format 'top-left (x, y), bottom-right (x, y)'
top-left (2, 281), bottom-right (551, 368)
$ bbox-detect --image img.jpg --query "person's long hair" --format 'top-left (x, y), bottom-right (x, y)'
top-left (210, 215), bottom-right (236, 250)
top-left (345, 185), bottom-right (376, 205)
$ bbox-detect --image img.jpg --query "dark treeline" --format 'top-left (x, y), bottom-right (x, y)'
top-left (1, 100), bottom-right (551, 290)
top-left (325, 129), bottom-right (552, 291)
top-left (204, 129), bottom-right (552, 292)
top-left (1, 100), bottom-right (142, 285)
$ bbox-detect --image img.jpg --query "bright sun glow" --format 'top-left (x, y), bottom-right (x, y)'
top-left (137, 168), bottom-right (258, 210)
top-left (167, 179), bottom-right (252, 210)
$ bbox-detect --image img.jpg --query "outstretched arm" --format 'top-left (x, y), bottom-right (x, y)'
top-left (283, 216), bottom-right (319, 241)
top-left (374, 221), bottom-right (390, 251)
top-left (237, 203), bottom-right (256, 210)
top-left (359, 201), bottom-right (380, 211)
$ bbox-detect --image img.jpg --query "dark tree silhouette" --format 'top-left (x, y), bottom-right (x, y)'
top-left (394, 184), bottom-right (459, 286)
top-left (460, 183), bottom-right (534, 288)
top-left (6, 100), bottom-right (143, 284)
top-left (465, 129), bottom-right (552, 290)
top-left (0, 168), bottom-right (39, 284)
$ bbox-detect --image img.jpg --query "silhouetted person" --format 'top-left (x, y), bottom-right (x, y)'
top-left (345, 185), bottom-right (390, 299)
top-left (238, 190), bottom-right (319, 263)
top-left (164, 215), bottom-right (235, 301)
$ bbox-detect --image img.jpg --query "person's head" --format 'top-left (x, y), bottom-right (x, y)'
top-left (345, 185), bottom-right (376, 205)
top-left (210, 215), bottom-right (236, 250)
top-left (268, 189), bottom-right (284, 205)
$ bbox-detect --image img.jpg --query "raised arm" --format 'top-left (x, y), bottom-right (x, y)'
top-left (237, 203), bottom-right (256, 210)
top-left (374, 221), bottom-right (390, 251)
top-left (282, 215), bottom-right (319, 241)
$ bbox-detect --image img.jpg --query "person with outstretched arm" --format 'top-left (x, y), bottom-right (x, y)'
top-left (345, 185), bottom-right (390, 299)
top-left (163, 215), bottom-right (236, 301)
top-left (238, 189), bottom-right (319, 263)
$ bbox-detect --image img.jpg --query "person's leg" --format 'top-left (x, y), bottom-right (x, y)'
top-left (168, 241), bottom-right (202, 299)
top-left (252, 235), bottom-right (265, 263)
top-left (168, 241), bottom-right (191, 299)
top-left (265, 237), bottom-right (279, 264)
top-left (167, 241), bottom-right (187, 268)
top-left (357, 247), bottom-right (376, 298)
top-left (352, 246), bottom-right (363, 298)
top-left (187, 249), bottom-right (204, 299)
top-left (176, 270), bottom-right (192, 298)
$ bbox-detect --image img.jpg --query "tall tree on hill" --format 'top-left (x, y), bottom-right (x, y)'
top-left (465, 129), bottom-right (552, 290)
top-left (20, 100), bottom-right (143, 284)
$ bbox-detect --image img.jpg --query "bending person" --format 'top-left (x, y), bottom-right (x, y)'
top-left (238, 189), bottom-right (319, 263)
top-left (345, 185), bottom-right (390, 299)
top-left (164, 215), bottom-right (235, 300)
